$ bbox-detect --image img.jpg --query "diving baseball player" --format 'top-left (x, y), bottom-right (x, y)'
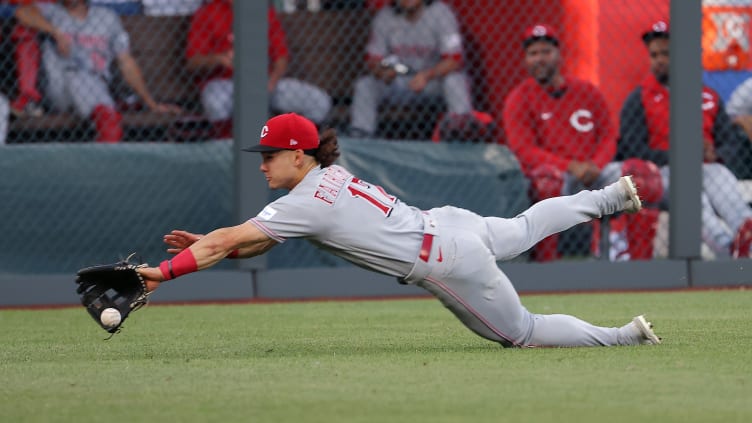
top-left (137, 113), bottom-right (661, 348)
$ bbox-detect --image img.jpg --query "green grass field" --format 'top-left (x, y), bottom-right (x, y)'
top-left (1, 289), bottom-right (750, 423)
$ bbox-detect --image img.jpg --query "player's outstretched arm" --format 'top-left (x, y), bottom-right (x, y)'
top-left (138, 221), bottom-right (276, 290)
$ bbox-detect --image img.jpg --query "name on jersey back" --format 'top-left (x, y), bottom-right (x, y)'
top-left (313, 165), bottom-right (353, 205)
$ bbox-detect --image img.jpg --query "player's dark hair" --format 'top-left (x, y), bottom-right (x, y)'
top-left (642, 31), bottom-right (669, 46)
top-left (392, 0), bottom-right (434, 14)
top-left (312, 128), bottom-right (340, 168)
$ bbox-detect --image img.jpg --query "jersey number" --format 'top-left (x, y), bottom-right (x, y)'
top-left (347, 178), bottom-right (396, 216)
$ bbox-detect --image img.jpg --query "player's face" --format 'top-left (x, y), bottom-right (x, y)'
top-left (647, 38), bottom-right (670, 85)
top-left (259, 150), bottom-right (301, 190)
top-left (61, 0), bottom-right (84, 8)
top-left (398, 0), bottom-right (423, 12)
top-left (524, 41), bottom-right (561, 86)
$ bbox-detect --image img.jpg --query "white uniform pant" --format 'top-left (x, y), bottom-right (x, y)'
top-left (660, 163), bottom-right (752, 256)
top-left (411, 183), bottom-right (643, 347)
top-left (42, 47), bottom-right (114, 117)
top-left (201, 78), bottom-right (332, 124)
top-left (349, 71), bottom-right (473, 135)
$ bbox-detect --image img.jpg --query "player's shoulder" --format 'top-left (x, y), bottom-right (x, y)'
top-left (88, 5), bottom-right (122, 23)
top-left (374, 4), bottom-right (397, 18)
top-left (36, 1), bottom-right (64, 17)
top-left (507, 78), bottom-right (540, 98)
top-left (426, 1), bottom-right (456, 15)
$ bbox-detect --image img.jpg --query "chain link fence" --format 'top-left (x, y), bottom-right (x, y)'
top-left (2, 0), bottom-right (752, 267)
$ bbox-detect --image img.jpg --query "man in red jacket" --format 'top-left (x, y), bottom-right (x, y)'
top-left (503, 24), bottom-right (662, 262)
top-left (618, 21), bottom-right (752, 258)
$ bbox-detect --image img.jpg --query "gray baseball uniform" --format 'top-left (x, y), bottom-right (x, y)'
top-left (349, 1), bottom-right (473, 135)
top-left (660, 163), bottom-right (752, 256)
top-left (250, 164), bottom-right (647, 347)
top-left (37, 3), bottom-right (129, 117)
top-left (201, 78), bottom-right (332, 124)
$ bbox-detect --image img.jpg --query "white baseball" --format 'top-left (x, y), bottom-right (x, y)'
top-left (100, 308), bottom-right (122, 327)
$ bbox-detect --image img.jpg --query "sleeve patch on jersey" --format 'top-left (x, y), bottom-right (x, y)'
top-left (257, 205), bottom-right (277, 220)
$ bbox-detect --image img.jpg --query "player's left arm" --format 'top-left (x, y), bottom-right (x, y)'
top-left (163, 228), bottom-right (276, 259)
top-left (117, 52), bottom-right (183, 114)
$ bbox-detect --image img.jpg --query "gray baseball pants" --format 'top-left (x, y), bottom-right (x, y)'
top-left (407, 181), bottom-right (644, 347)
top-left (42, 48), bottom-right (114, 117)
top-left (202, 78), bottom-right (332, 124)
top-left (349, 71), bottom-right (473, 135)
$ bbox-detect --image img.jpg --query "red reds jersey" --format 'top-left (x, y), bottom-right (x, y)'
top-left (639, 73), bottom-right (719, 151)
top-left (503, 77), bottom-right (617, 174)
top-left (186, 2), bottom-right (288, 85)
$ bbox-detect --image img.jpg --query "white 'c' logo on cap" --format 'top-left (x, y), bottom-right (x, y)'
top-left (260, 125), bottom-right (269, 138)
top-left (653, 21), bottom-right (667, 32)
top-left (532, 25), bottom-right (548, 36)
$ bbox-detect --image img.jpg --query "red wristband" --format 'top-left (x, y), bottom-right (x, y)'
top-left (226, 249), bottom-right (240, 259)
top-left (159, 249), bottom-right (198, 281)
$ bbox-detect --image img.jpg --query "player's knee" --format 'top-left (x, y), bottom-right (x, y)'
top-left (528, 164), bottom-right (564, 200)
top-left (621, 159), bottom-right (663, 204)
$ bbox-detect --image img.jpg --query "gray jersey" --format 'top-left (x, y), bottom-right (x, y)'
top-left (367, 2), bottom-right (463, 72)
top-left (250, 165), bottom-right (424, 277)
top-left (38, 3), bottom-right (129, 79)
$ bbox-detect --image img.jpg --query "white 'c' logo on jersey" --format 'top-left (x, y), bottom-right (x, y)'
top-left (569, 109), bottom-right (594, 132)
top-left (260, 125), bottom-right (269, 138)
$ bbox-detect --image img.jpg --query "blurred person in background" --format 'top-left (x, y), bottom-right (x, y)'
top-left (721, 76), bottom-right (752, 174)
top-left (347, 0), bottom-right (476, 138)
top-left (0, 93), bottom-right (8, 145)
top-left (503, 24), bottom-right (662, 262)
top-left (618, 20), bottom-right (752, 258)
top-left (141, 0), bottom-right (202, 16)
top-left (7, 0), bottom-right (52, 119)
top-left (185, 0), bottom-right (332, 138)
top-left (14, 0), bottom-right (182, 142)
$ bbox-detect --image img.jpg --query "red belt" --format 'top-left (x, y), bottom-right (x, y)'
top-left (419, 233), bottom-right (434, 262)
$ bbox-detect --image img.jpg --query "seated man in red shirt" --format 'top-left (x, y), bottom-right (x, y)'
top-left (186, 1), bottom-right (332, 138)
top-left (503, 24), bottom-right (662, 261)
top-left (618, 21), bottom-right (752, 258)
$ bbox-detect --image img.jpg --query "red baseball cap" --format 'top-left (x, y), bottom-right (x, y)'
top-left (642, 20), bottom-right (669, 44)
top-left (523, 24), bottom-right (560, 48)
top-left (243, 113), bottom-right (320, 152)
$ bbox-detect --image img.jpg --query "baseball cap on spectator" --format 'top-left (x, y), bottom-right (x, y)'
top-left (642, 20), bottom-right (669, 44)
top-left (243, 113), bottom-right (320, 152)
top-left (522, 24), bottom-right (560, 48)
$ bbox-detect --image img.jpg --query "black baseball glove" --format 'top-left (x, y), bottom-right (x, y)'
top-left (75, 254), bottom-right (151, 335)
